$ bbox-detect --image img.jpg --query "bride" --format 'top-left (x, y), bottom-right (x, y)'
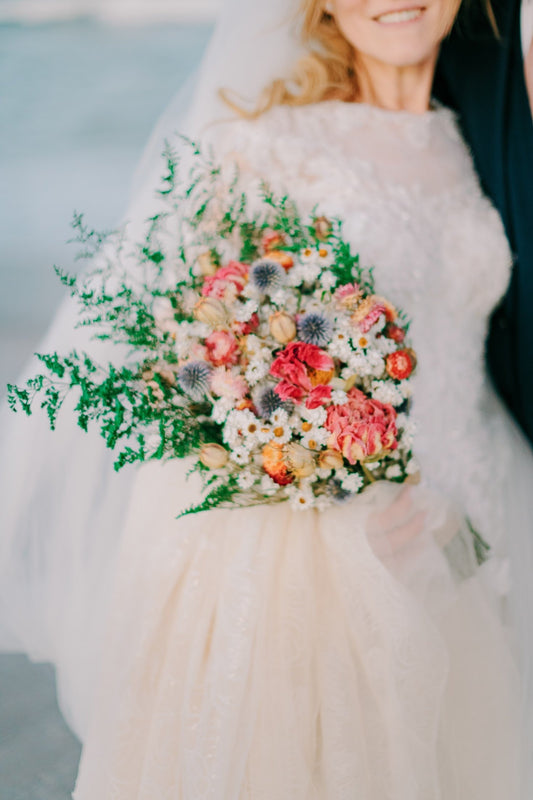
top-left (1, 0), bottom-right (533, 797)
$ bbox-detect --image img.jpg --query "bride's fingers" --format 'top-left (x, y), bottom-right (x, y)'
top-left (368, 510), bottom-right (428, 559)
top-left (367, 485), bottom-right (416, 534)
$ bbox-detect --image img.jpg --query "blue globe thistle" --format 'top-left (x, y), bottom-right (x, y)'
top-left (255, 386), bottom-right (283, 419)
top-left (297, 312), bottom-right (333, 346)
top-left (177, 361), bottom-right (212, 401)
top-left (250, 259), bottom-right (285, 293)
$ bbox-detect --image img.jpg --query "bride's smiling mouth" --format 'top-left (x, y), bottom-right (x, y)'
top-left (373, 6), bottom-right (426, 25)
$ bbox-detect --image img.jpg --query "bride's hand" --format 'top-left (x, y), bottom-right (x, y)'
top-left (366, 485), bottom-right (428, 559)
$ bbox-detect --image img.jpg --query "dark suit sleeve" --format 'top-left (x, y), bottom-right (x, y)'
top-left (435, 0), bottom-right (533, 444)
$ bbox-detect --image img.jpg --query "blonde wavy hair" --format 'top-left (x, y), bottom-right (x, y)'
top-left (220, 0), bottom-right (497, 119)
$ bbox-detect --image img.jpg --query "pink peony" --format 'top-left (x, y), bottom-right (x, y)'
top-left (306, 384), bottom-right (333, 410)
top-left (201, 261), bottom-right (248, 304)
top-left (325, 387), bottom-right (398, 464)
top-left (270, 342), bottom-right (334, 406)
top-left (210, 367), bottom-right (249, 400)
top-left (205, 330), bottom-right (240, 367)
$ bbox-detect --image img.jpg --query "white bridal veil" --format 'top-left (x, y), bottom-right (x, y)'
top-left (1, 0), bottom-right (533, 774)
top-left (0, 0), bottom-right (304, 740)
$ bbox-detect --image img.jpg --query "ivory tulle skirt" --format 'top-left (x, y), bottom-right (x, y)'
top-left (66, 459), bottom-right (522, 799)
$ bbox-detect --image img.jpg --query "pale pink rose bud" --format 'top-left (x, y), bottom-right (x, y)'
top-left (269, 311), bottom-right (297, 344)
top-left (318, 449), bottom-right (344, 470)
top-left (284, 443), bottom-right (316, 478)
top-left (197, 252), bottom-right (218, 276)
top-left (199, 443), bottom-right (229, 469)
top-left (194, 297), bottom-right (227, 328)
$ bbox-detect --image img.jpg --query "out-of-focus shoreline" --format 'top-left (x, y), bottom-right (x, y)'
top-left (0, 19), bottom-right (213, 390)
top-left (0, 0), bottom-right (219, 24)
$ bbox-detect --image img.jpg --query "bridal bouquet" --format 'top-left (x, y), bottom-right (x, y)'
top-left (8, 142), bottom-right (418, 515)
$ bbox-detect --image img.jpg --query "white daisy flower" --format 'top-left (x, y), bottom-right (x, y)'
top-left (230, 446), bottom-right (252, 466)
top-left (301, 426), bottom-right (329, 450)
top-left (223, 409), bottom-right (259, 447)
top-left (256, 423), bottom-right (274, 444)
top-left (316, 245), bottom-right (335, 267)
top-left (270, 408), bottom-right (291, 427)
top-left (269, 421), bottom-right (293, 446)
top-left (287, 482), bottom-right (316, 511)
top-left (300, 247), bottom-right (319, 264)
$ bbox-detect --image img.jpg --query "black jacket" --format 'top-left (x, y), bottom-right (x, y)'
top-left (436, 0), bottom-right (533, 443)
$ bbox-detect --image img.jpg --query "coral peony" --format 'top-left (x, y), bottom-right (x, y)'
top-left (325, 388), bottom-right (398, 464)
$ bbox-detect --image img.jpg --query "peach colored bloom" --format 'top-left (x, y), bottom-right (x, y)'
top-left (325, 387), bottom-right (398, 465)
top-left (201, 261), bottom-right (248, 304)
top-left (262, 231), bottom-right (286, 253)
top-left (262, 441), bottom-right (293, 486)
top-left (334, 282), bottom-right (363, 310)
top-left (205, 331), bottom-right (240, 367)
top-left (210, 367), bottom-right (249, 400)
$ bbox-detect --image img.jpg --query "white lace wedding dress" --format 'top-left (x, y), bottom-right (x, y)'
top-left (2, 101), bottom-right (533, 798)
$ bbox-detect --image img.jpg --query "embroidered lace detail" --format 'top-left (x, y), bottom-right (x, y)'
top-left (204, 100), bottom-right (513, 547)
